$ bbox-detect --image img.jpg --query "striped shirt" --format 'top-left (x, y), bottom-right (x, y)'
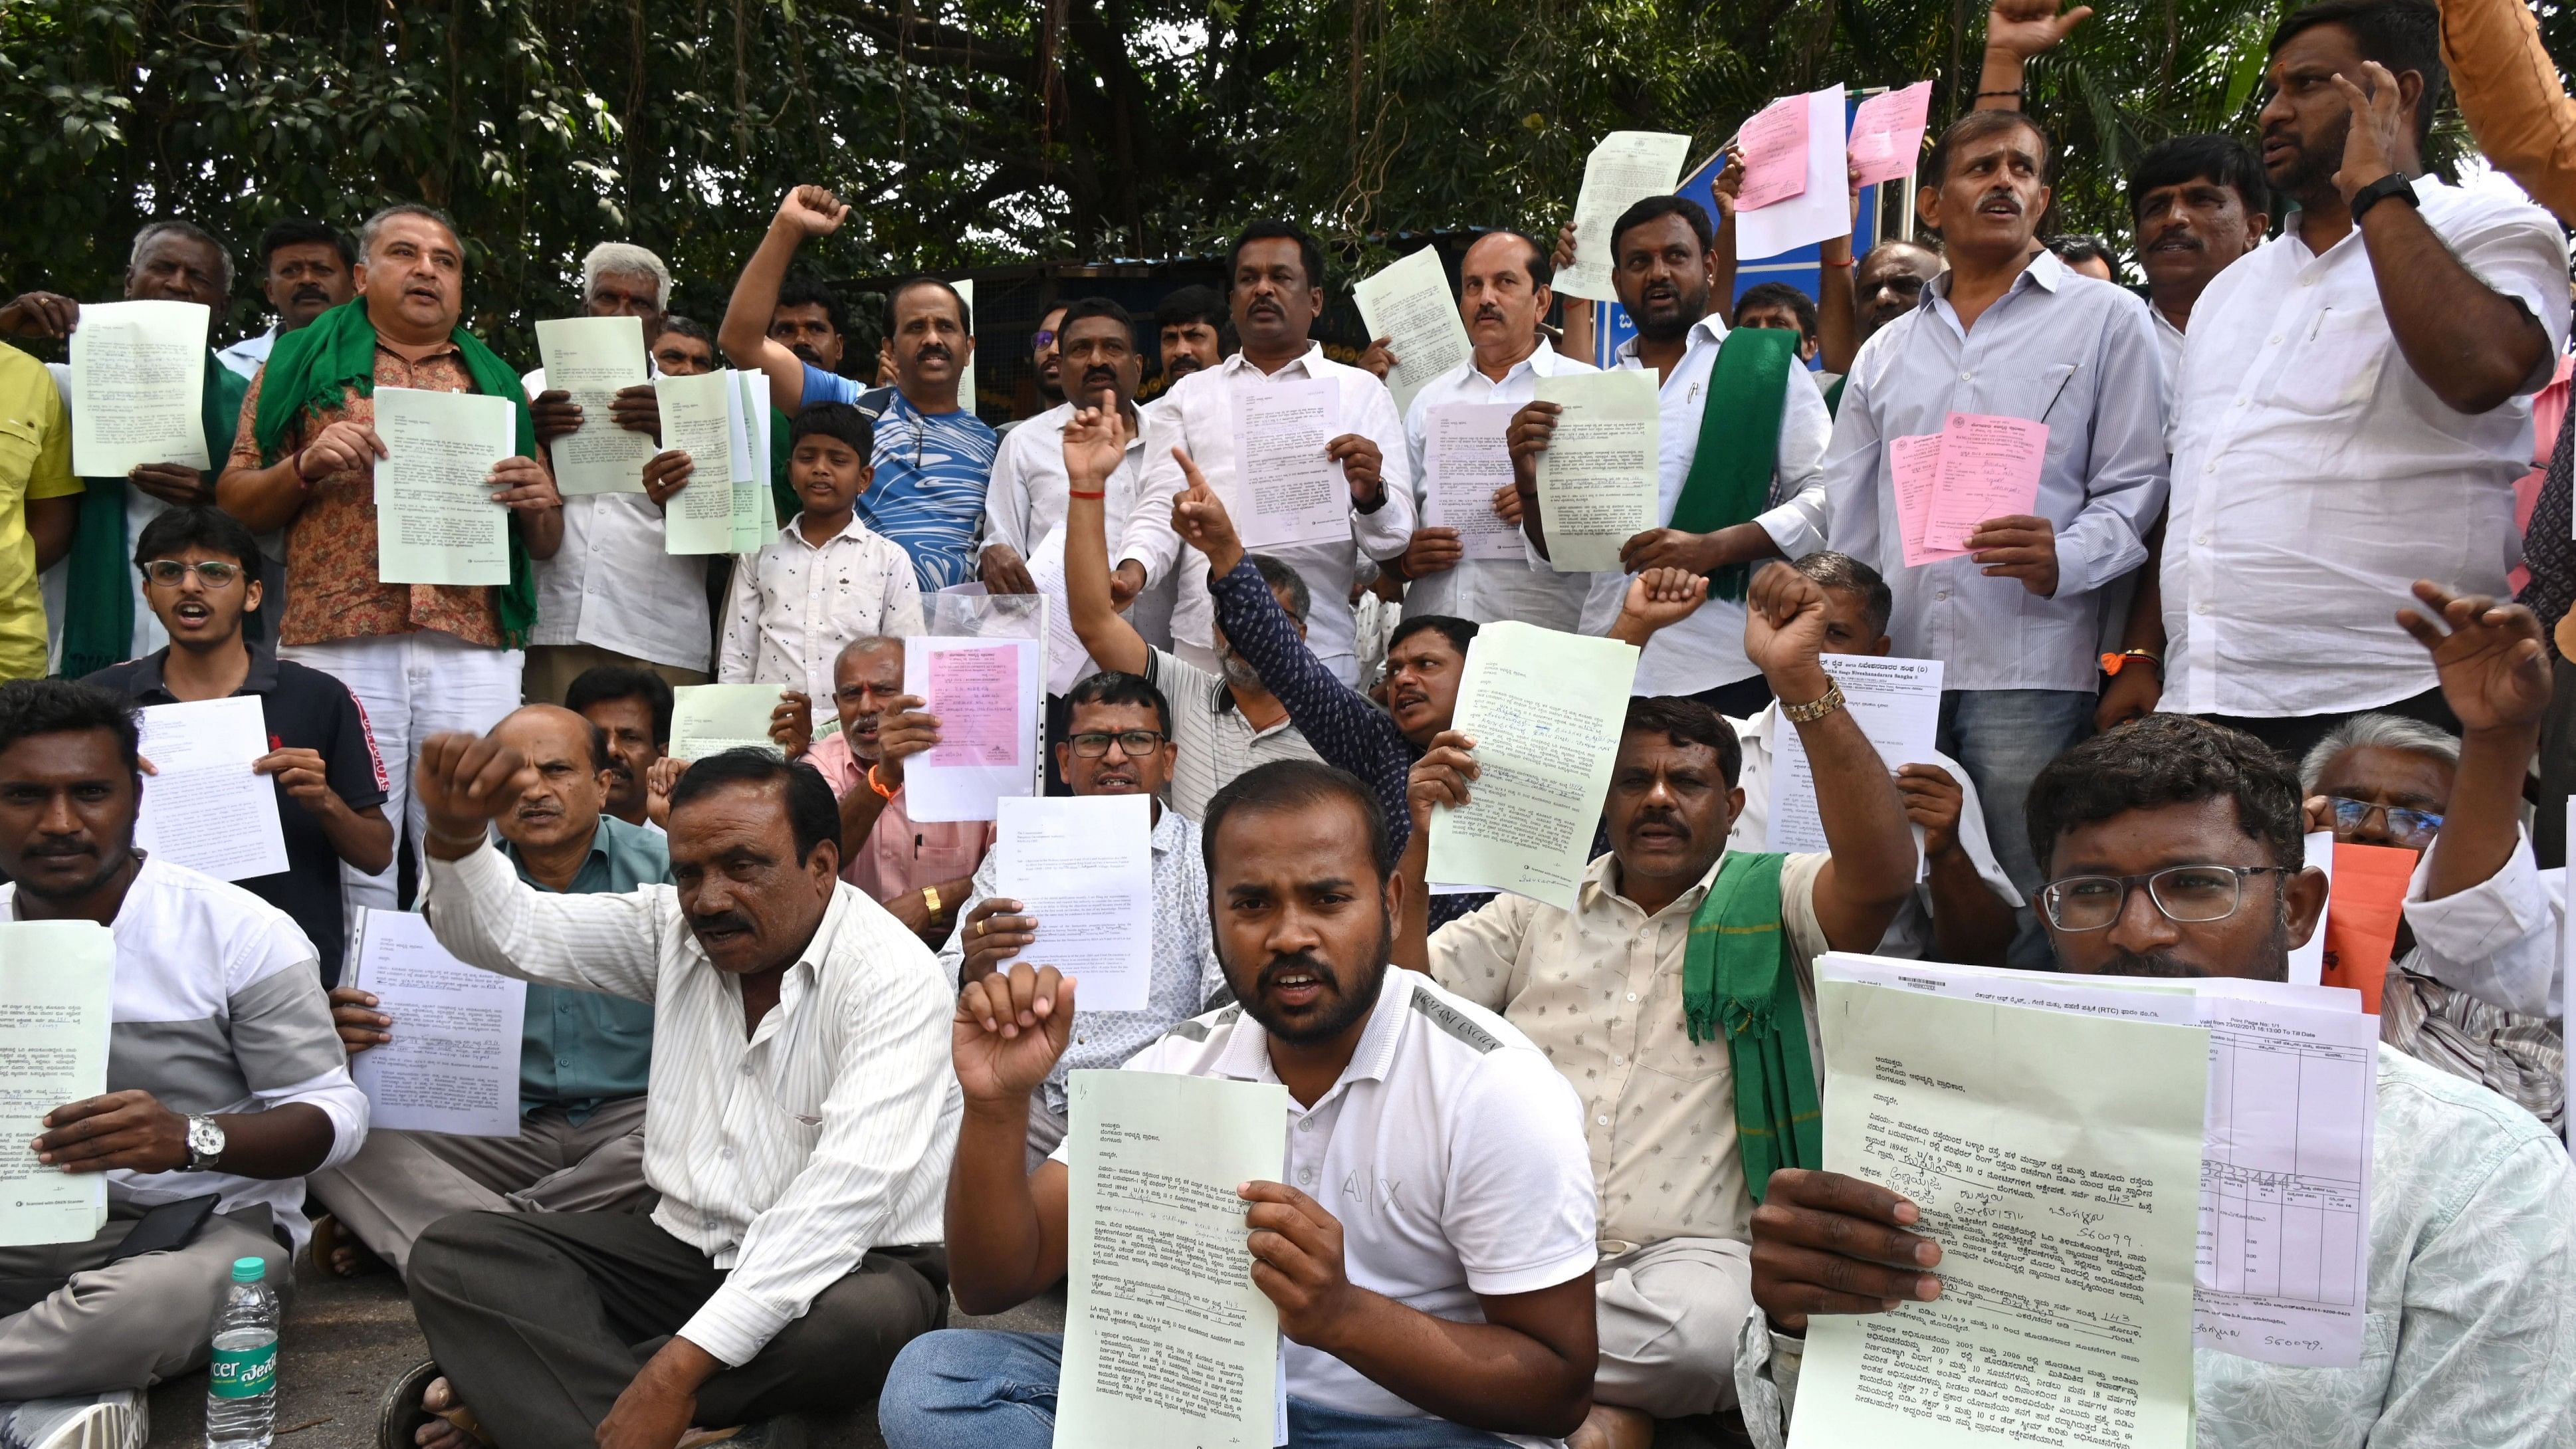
top-left (1141, 645), bottom-right (1321, 821)
top-left (419, 839), bottom-right (962, 1367)
top-left (799, 369), bottom-right (998, 593)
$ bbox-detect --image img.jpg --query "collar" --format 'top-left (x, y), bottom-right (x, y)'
top-left (496, 818), bottom-right (607, 891)
top-left (1577, 845), bottom-right (1731, 921)
top-left (1148, 806), bottom-right (1191, 856)
top-left (374, 335), bottom-right (464, 364)
top-left (1612, 312), bottom-right (1729, 368)
top-left (122, 643), bottom-right (279, 703)
top-left (1928, 247), bottom-right (2065, 309)
top-left (1209, 962), bottom-right (1413, 1099)
top-left (1219, 342), bottom-right (1325, 381)
top-left (776, 511), bottom-right (878, 551)
top-left (1035, 398), bottom-right (1148, 453)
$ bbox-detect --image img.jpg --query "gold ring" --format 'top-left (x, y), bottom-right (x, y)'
top-left (973, 918), bottom-right (986, 939)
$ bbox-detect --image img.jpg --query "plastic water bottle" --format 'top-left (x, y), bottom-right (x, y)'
top-left (205, 1256), bottom-right (278, 1448)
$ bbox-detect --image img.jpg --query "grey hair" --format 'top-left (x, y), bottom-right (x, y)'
top-left (130, 221), bottom-right (233, 296)
top-left (833, 635), bottom-right (903, 669)
top-left (358, 203), bottom-right (462, 261)
top-left (582, 241), bottom-right (673, 310)
top-left (1247, 553), bottom-right (1312, 623)
top-left (2298, 713), bottom-right (2461, 792)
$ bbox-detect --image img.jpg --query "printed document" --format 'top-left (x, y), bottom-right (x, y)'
top-left (902, 635), bottom-right (1043, 822)
top-left (1891, 414), bottom-right (2048, 566)
top-left (1733, 93), bottom-right (1813, 210)
top-left (1736, 86), bottom-right (1850, 260)
top-left (534, 316), bottom-right (655, 494)
top-left (70, 299), bottom-right (210, 475)
top-left (670, 684), bottom-right (786, 760)
top-left (1428, 621), bottom-right (1638, 910)
top-left (1559, 132), bottom-right (1692, 301)
top-left (1024, 530), bottom-right (1099, 695)
top-left (728, 370), bottom-right (774, 551)
top-left (374, 386), bottom-right (514, 586)
top-left (995, 794), bottom-right (1155, 1012)
top-left (0, 921), bottom-right (112, 1248)
top-left (134, 696), bottom-right (289, 882)
top-left (1422, 403), bottom-right (1524, 562)
top-left (659, 370), bottom-right (740, 555)
top-left (1351, 247), bottom-right (1472, 415)
top-left (1532, 370), bottom-right (1660, 573)
top-left (1057, 1068), bottom-right (1290, 1449)
top-left (1765, 655), bottom-right (1942, 854)
top-left (1232, 379), bottom-right (1346, 550)
top-left (1849, 80), bottom-right (1935, 187)
top-left (346, 909), bottom-right (526, 1138)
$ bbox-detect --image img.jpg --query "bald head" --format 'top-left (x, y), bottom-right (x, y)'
top-left (1855, 240), bottom-right (1944, 340)
top-left (492, 705), bottom-right (610, 851)
top-left (833, 636), bottom-right (912, 758)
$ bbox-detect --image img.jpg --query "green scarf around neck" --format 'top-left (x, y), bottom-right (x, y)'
top-left (1667, 326), bottom-right (1798, 604)
top-left (252, 299), bottom-right (537, 648)
top-left (1683, 849), bottom-right (1821, 1202)
top-left (57, 357), bottom-right (249, 679)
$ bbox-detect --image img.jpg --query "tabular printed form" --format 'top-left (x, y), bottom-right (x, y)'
top-left (1558, 132), bottom-right (1692, 301)
top-left (1765, 654), bottom-right (1942, 855)
top-left (1231, 379), bottom-right (1346, 550)
top-left (902, 634), bottom-right (1043, 822)
top-left (1919, 413), bottom-right (2048, 553)
top-left (70, 299), bottom-right (211, 476)
top-left (534, 316), bottom-right (654, 494)
top-left (1351, 247), bottom-right (1473, 415)
top-left (374, 386), bottom-right (515, 586)
top-left (1733, 93), bottom-right (1813, 210)
top-left (346, 909), bottom-right (527, 1137)
top-left (995, 794), bottom-right (1154, 1012)
top-left (1057, 1069), bottom-right (1291, 1449)
top-left (0, 921), bottom-right (112, 1248)
top-left (134, 695), bottom-right (290, 882)
top-left (924, 645), bottom-right (1024, 769)
top-left (1848, 80), bottom-right (1935, 188)
top-left (1531, 370), bottom-right (1661, 573)
top-left (1422, 403), bottom-right (1524, 562)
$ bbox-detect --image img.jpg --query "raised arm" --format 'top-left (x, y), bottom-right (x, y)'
top-left (1817, 167), bottom-right (1865, 376)
top-left (945, 964), bottom-right (1079, 1314)
top-left (2400, 582), bottom-right (2550, 905)
top-left (718, 186), bottom-right (848, 415)
top-left (1974, 0), bottom-right (2090, 109)
top-left (1062, 406), bottom-right (1152, 676)
top-left (2440, 0), bottom-right (2576, 223)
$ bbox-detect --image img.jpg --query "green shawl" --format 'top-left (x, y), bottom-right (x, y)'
top-left (1668, 326), bottom-right (1798, 604)
top-left (1683, 849), bottom-right (1821, 1202)
top-left (57, 356), bottom-right (250, 679)
top-left (251, 299), bottom-right (537, 647)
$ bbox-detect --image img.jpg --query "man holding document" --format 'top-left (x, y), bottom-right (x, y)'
top-left (1735, 712), bottom-right (2576, 1447)
top-left (879, 759), bottom-right (1602, 1449)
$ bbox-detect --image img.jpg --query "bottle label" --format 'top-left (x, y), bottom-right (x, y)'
top-left (208, 1342), bottom-right (275, 1400)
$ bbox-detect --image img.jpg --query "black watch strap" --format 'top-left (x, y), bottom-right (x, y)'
top-left (2350, 172), bottom-right (2419, 221)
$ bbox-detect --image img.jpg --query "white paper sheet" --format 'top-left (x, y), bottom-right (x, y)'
top-left (346, 909), bottom-right (527, 1137)
top-left (1231, 378), bottom-right (1346, 550)
top-left (1765, 655), bottom-right (1942, 854)
top-left (659, 370), bottom-right (740, 556)
top-left (1531, 369), bottom-right (1661, 574)
top-left (2287, 828), bottom-right (2335, 987)
top-left (670, 683), bottom-right (787, 761)
top-left (1025, 530), bottom-right (1101, 696)
top-left (1735, 86), bottom-right (1852, 261)
top-left (1351, 246), bottom-right (1473, 415)
top-left (732, 370), bottom-right (773, 552)
top-left (534, 316), bottom-right (655, 495)
top-left (995, 794), bottom-right (1155, 1012)
top-left (69, 299), bottom-right (210, 476)
top-left (901, 635), bottom-right (1045, 822)
top-left (1422, 403), bottom-right (1524, 562)
top-left (0, 921), bottom-right (113, 1248)
top-left (1559, 132), bottom-right (1693, 301)
top-left (133, 696), bottom-right (289, 882)
top-left (374, 386), bottom-right (514, 586)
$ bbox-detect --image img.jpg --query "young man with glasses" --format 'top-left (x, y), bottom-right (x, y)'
top-left (935, 669), bottom-right (1227, 1165)
top-left (83, 506), bottom-right (392, 986)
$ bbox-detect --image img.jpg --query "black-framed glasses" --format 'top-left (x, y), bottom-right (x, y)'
top-left (140, 560), bottom-right (243, 588)
top-left (2039, 865), bottom-right (2290, 932)
top-left (1068, 730), bottom-right (1166, 758)
top-left (2321, 796), bottom-right (2442, 849)
top-left (1029, 328), bottom-right (1058, 354)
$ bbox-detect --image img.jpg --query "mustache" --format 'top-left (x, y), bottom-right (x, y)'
top-left (2099, 950), bottom-right (2204, 978)
top-left (914, 343), bottom-right (954, 362)
top-left (24, 840), bottom-right (96, 859)
top-left (689, 909), bottom-right (754, 937)
top-left (1256, 951), bottom-right (1337, 994)
top-left (790, 343), bottom-right (825, 364)
top-left (1473, 305), bottom-right (1507, 324)
top-left (291, 285), bottom-right (330, 302)
top-left (1168, 356), bottom-right (1203, 374)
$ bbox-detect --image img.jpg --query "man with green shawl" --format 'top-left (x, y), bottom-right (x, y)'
top-left (1509, 193), bottom-right (1836, 720)
top-left (1392, 562), bottom-right (1918, 1449)
top-left (215, 202), bottom-right (563, 913)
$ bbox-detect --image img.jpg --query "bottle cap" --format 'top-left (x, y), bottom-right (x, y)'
top-left (231, 1256), bottom-right (267, 1283)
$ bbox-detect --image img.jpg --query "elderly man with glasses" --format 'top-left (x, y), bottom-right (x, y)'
top-left (934, 669), bottom-right (1228, 1167)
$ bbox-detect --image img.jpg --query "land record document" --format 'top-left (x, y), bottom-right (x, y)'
top-left (1766, 655), bottom-right (1942, 855)
top-left (375, 386), bottom-right (514, 586)
top-left (70, 298), bottom-right (210, 476)
top-left (1057, 1068), bottom-right (1290, 1449)
top-left (1558, 131), bottom-right (1692, 301)
top-left (995, 794), bottom-right (1154, 1012)
top-left (1232, 378), bottom-right (1346, 550)
top-left (1422, 403), bottom-right (1523, 562)
top-left (670, 684), bottom-right (785, 760)
top-left (534, 315), bottom-right (655, 495)
top-left (134, 695), bottom-right (289, 883)
top-left (1531, 370), bottom-right (1660, 574)
top-left (1428, 621), bottom-right (1638, 911)
top-left (1793, 978), bottom-right (2204, 1449)
top-left (901, 633), bottom-right (1043, 822)
top-left (1735, 86), bottom-right (1851, 261)
top-left (346, 908), bottom-right (526, 1138)
top-left (0, 921), bottom-right (112, 1248)
top-left (1351, 246), bottom-right (1473, 415)
top-left (658, 370), bottom-right (740, 556)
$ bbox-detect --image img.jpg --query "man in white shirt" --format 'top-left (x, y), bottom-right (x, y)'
top-left (2147, 0), bottom-right (2571, 762)
top-left (0, 680), bottom-right (364, 1449)
top-left (1135, 221), bottom-right (1416, 686)
top-left (217, 219), bottom-right (357, 380)
top-left (1512, 195), bottom-right (1834, 716)
top-left (1388, 231), bottom-right (1596, 630)
top-left (879, 758), bottom-right (1603, 1449)
top-left (397, 742), bottom-right (961, 1449)
top-left (521, 241), bottom-right (719, 701)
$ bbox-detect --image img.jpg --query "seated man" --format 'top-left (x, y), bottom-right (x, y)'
top-left (565, 665), bottom-right (674, 831)
top-left (395, 742), bottom-right (960, 1449)
top-left (1394, 566), bottom-right (1919, 1449)
top-left (879, 760), bottom-right (1601, 1448)
top-left (308, 705), bottom-right (661, 1278)
top-left (0, 679), bottom-right (364, 1448)
top-left (1740, 712), bottom-right (2576, 1445)
top-left (2300, 582), bottom-right (2564, 1131)
top-left (935, 669), bottom-right (1226, 1165)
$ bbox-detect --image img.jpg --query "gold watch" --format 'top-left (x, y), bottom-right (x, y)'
top-left (1778, 683), bottom-right (1847, 724)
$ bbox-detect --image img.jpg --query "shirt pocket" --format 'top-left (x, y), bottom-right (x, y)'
top-left (2268, 306), bottom-right (2389, 418)
top-left (1639, 955), bottom-right (1729, 1083)
top-left (0, 417), bottom-right (43, 485)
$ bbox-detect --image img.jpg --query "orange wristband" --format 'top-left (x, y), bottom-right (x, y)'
top-left (866, 762), bottom-right (897, 800)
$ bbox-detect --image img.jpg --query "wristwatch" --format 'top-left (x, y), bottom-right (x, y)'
top-left (922, 885), bottom-right (943, 918)
top-left (1779, 683), bottom-right (1848, 724)
top-left (184, 1115), bottom-right (226, 1172)
top-left (2350, 172), bottom-right (2419, 223)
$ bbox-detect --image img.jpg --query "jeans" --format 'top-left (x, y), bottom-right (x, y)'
top-left (877, 1331), bottom-right (1518, 1449)
top-left (1936, 687), bottom-right (2094, 971)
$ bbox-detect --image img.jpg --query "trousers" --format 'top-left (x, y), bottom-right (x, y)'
top-left (0, 1204), bottom-right (289, 1398)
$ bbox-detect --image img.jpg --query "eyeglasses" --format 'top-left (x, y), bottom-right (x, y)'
top-left (1068, 730), bottom-right (1166, 758)
top-left (2038, 865), bottom-right (2290, 932)
top-left (2321, 796), bottom-right (2443, 849)
top-left (140, 560), bottom-right (244, 588)
top-left (1029, 328), bottom-right (1058, 354)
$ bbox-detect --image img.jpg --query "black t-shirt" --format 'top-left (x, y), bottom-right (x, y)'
top-left (86, 647), bottom-right (391, 986)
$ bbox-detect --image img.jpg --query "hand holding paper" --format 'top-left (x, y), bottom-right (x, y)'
top-left (1351, 247), bottom-right (1473, 414)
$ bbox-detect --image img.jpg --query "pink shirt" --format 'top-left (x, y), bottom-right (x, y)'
top-left (805, 733), bottom-right (996, 901)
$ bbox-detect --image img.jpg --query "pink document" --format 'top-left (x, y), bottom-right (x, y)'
top-left (1847, 81), bottom-right (1933, 188)
top-left (1734, 94), bottom-right (1814, 211)
top-left (1921, 413), bottom-right (2049, 549)
top-left (924, 645), bottom-right (1023, 768)
top-left (1890, 433), bottom-right (1965, 569)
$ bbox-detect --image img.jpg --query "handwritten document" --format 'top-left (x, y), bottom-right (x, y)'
top-left (0, 921), bottom-right (112, 1248)
top-left (1057, 1067), bottom-right (1289, 1449)
top-left (903, 634), bottom-right (1043, 822)
top-left (375, 386), bottom-right (514, 586)
top-left (1792, 978), bottom-right (2204, 1449)
top-left (70, 299), bottom-right (211, 476)
top-left (1232, 379), bottom-right (1346, 550)
top-left (996, 794), bottom-right (1155, 1012)
top-left (346, 909), bottom-right (526, 1137)
top-left (134, 696), bottom-right (290, 882)
top-left (1849, 80), bottom-right (1935, 188)
top-left (670, 684), bottom-right (786, 761)
top-left (1766, 655), bottom-right (1943, 854)
top-left (1736, 86), bottom-right (1850, 261)
top-left (1422, 403), bottom-right (1523, 562)
top-left (1559, 132), bottom-right (1692, 302)
top-left (1428, 621), bottom-right (1638, 910)
top-left (1351, 247), bottom-right (1473, 415)
top-left (1892, 414), bottom-right (2049, 565)
top-left (924, 644), bottom-right (1024, 769)
top-left (534, 316), bottom-right (655, 495)
top-left (1532, 370), bottom-right (1661, 573)
top-left (658, 370), bottom-right (740, 556)
top-left (1734, 94), bottom-right (1813, 210)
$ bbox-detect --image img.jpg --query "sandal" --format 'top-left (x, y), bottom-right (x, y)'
top-left (308, 1214), bottom-right (387, 1280)
top-left (377, 1360), bottom-right (490, 1449)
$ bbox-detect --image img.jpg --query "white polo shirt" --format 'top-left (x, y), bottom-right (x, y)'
top-left (1063, 965), bottom-right (1596, 1444)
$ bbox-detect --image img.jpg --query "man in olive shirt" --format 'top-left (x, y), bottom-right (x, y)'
top-left (306, 704), bottom-right (659, 1278)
